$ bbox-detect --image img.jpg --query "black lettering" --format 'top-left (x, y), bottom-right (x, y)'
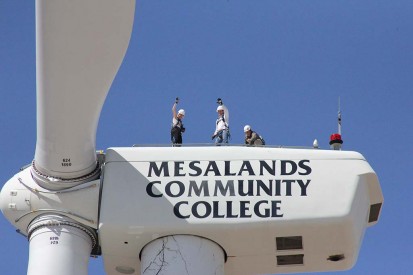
top-left (188, 161), bottom-right (202, 176)
top-left (271, 200), bottom-right (283, 217)
top-left (213, 201), bottom-right (225, 218)
top-left (214, 180), bottom-right (235, 196)
top-left (259, 160), bottom-right (276, 176)
top-left (192, 201), bottom-right (211, 218)
top-left (283, 180), bottom-right (294, 196)
top-left (188, 180), bottom-right (210, 197)
top-left (148, 162), bottom-right (169, 177)
top-left (146, 181), bottom-right (163, 197)
top-left (165, 181), bottom-right (185, 198)
top-left (297, 179), bottom-right (311, 196)
top-left (256, 179), bottom-right (272, 196)
top-left (298, 160), bottom-right (312, 175)
top-left (240, 201), bottom-right (252, 218)
top-left (274, 180), bottom-right (282, 196)
top-left (238, 180), bottom-right (254, 196)
top-left (224, 161), bottom-right (236, 176)
top-left (254, 200), bottom-right (270, 218)
top-left (226, 201), bottom-right (238, 218)
top-left (174, 161), bottom-right (185, 177)
top-left (204, 161), bottom-right (221, 176)
top-left (174, 201), bottom-right (190, 219)
top-left (238, 161), bottom-right (255, 176)
top-left (281, 160), bottom-right (297, 175)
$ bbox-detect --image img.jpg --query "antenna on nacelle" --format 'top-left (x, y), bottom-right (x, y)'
top-left (338, 96), bottom-right (342, 135)
top-left (330, 97), bottom-right (343, 150)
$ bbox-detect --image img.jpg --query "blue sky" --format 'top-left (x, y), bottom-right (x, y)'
top-left (1, 1), bottom-right (412, 274)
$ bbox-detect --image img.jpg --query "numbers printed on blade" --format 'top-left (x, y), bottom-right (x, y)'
top-left (61, 158), bottom-right (72, 167)
top-left (50, 236), bottom-right (59, 245)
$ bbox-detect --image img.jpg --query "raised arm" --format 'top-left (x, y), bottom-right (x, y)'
top-left (172, 102), bottom-right (177, 118)
top-left (172, 97), bottom-right (180, 118)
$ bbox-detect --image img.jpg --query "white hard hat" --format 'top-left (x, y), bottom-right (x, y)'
top-left (178, 109), bottom-right (185, 116)
top-left (244, 125), bottom-right (251, 132)
top-left (217, 105), bottom-right (224, 112)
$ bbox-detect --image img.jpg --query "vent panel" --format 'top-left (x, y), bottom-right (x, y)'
top-left (276, 236), bottom-right (303, 250)
top-left (368, 203), bottom-right (382, 223)
top-left (277, 254), bottom-right (304, 266)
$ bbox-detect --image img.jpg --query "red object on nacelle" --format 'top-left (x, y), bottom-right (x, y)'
top-left (329, 133), bottom-right (343, 145)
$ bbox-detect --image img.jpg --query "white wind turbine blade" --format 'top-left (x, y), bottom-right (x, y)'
top-left (27, 215), bottom-right (97, 275)
top-left (33, 0), bottom-right (135, 189)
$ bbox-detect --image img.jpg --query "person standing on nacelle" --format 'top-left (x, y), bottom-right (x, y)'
top-left (212, 98), bottom-right (230, 145)
top-left (171, 97), bottom-right (186, 146)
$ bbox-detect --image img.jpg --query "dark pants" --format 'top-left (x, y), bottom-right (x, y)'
top-left (171, 127), bottom-right (182, 145)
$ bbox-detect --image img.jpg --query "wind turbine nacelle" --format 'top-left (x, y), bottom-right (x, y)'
top-left (99, 146), bottom-right (383, 275)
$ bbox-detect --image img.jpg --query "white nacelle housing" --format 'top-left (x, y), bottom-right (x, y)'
top-left (99, 146), bottom-right (383, 275)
